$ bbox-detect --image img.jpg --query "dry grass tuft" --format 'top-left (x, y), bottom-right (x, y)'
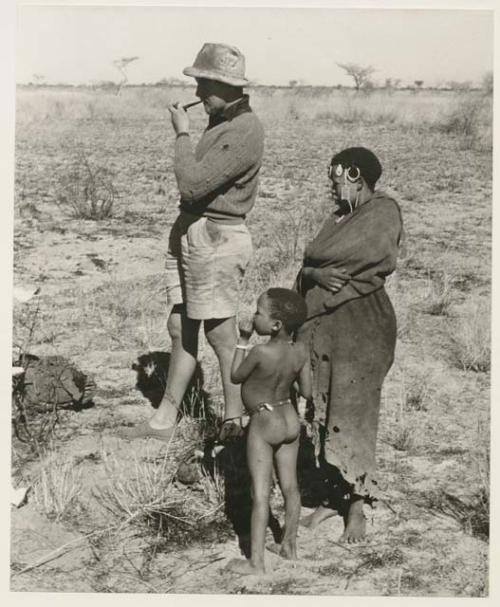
top-left (448, 299), bottom-right (490, 372)
top-left (97, 443), bottom-right (178, 522)
top-left (423, 270), bottom-right (457, 316)
top-left (423, 487), bottom-right (488, 542)
top-left (383, 367), bottom-right (435, 452)
top-left (33, 451), bottom-right (83, 521)
top-left (95, 425), bottom-right (226, 546)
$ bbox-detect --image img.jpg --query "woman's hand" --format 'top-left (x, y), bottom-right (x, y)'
top-left (311, 267), bottom-right (351, 292)
top-left (168, 103), bottom-right (190, 135)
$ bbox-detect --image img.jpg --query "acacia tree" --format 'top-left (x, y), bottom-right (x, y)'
top-left (337, 62), bottom-right (375, 92)
top-left (113, 56), bottom-right (139, 95)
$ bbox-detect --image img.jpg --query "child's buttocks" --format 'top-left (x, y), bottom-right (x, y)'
top-left (249, 399), bottom-right (300, 445)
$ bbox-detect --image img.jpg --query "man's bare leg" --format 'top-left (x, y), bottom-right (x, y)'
top-left (205, 317), bottom-right (245, 420)
top-left (119, 305), bottom-right (200, 440)
top-left (340, 494), bottom-right (366, 543)
top-left (274, 437), bottom-right (300, 560)
top-left (226, 424), bottom-right (273, 575)
top-left (150, 305), bottom-right (200, 427)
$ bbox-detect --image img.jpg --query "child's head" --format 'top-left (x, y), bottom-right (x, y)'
top-left (254, 288), bottom-right (307, 336)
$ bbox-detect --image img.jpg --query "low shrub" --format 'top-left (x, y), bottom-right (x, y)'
top-left (55, 151), bottom-right (117, 220)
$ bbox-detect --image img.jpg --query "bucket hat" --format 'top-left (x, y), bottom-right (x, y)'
top-left (183, 43), bottom-right (249, 87)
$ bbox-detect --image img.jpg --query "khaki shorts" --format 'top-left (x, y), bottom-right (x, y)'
top-left (165, 213), bottom-right (253, 320)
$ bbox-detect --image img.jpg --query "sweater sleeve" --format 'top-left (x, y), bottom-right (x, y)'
top-left (174, 122), bottom-right (263, 203)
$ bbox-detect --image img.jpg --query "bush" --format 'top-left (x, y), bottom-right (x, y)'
top-left (55, 151), bottom-right (117, 220)
top-left (437, 94), bottom-right (491, 149)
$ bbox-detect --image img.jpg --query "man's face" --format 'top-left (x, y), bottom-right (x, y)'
top-left (195, 78), bottom-right (227, 115)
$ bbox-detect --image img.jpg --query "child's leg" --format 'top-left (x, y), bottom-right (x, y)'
top-left (226, 423), bottom-right (274, 575)
top-left (274, 436), bottom-right (301, 560)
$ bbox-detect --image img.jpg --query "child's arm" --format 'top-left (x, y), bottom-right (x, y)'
top-left (231, 345), bottom-right (262, 384)
top-left (231, 319), bottom-right (258, 384)
top-left (297, 353), bottom-right (313, 400)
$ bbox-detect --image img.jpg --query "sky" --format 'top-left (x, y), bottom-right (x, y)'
top-left (16, 5), bottom-right (493, 87)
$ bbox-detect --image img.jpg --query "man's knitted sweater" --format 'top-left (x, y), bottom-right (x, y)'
top-left (174, 96), bottom-right (264, 223)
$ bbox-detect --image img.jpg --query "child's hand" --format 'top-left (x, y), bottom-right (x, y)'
top-left (238, 318), bottom-right (254, 341)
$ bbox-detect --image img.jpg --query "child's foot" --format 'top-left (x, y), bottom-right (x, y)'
top-left (266, 541), bottom-right (296, 560)
top-left (300, 505), bottom-right (336, 529)
top-left (279, 540), bottom-right (297, 560)
top-left (226, 558), bottom-right (265, 576)
top-left (340, 500), bottom-right (366, 543)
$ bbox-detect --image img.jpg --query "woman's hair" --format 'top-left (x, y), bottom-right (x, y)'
top-left (265, 288), bottom-right (307, 334)
top-left (330, 147), bottom-right (382, 191)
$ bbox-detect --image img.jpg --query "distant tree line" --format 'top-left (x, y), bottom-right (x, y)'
top-left (20, 61), bottom-right (493, 95)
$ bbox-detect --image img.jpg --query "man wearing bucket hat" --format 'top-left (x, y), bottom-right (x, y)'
top-left (120, 43), bottom-right (264, 443)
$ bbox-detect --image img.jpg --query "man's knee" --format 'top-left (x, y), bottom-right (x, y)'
top-left (205, 317), bottom-right (237, 354)
top-left (167, 306), bottom-right (183, 341)
top-left (167, 305), bottom-right (199, 346)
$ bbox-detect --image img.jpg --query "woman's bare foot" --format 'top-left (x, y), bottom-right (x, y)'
top-left (340, 499), bottom-right (366, 543)
top-left (226, 558), bottom-right (265, 576)
top-left (300, 505), bottom-right (337, 529)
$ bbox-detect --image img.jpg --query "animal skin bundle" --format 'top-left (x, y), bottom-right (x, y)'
top-left (14, 354), bottom-right (96, 411)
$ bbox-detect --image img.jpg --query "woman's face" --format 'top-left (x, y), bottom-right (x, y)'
top-left (329, 163), bottom-right (362, 207)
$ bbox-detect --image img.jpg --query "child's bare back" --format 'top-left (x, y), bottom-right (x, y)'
top-left (241, 340), bottom-right (308, 446)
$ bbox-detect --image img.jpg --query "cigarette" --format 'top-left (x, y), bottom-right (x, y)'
top-left (182, 100), bottom-right (203, 111)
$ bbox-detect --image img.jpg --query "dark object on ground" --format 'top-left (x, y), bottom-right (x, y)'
top-left (14, 354), bottom-right (96, 412)
top-left (12, 354), bottom-right (96, 450)
top-left (132, 351), bottom-right (212, 419)
top-left (176, 454), bottom-right (204, 485)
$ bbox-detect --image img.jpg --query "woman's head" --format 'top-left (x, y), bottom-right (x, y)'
top-left (253, 288), bottom-right (307, 336)
top-left (328, 147), bottom-right (382, 212)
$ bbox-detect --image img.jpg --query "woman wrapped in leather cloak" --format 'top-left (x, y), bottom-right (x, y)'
top-left (296, 147), bottom-right (403, 542)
